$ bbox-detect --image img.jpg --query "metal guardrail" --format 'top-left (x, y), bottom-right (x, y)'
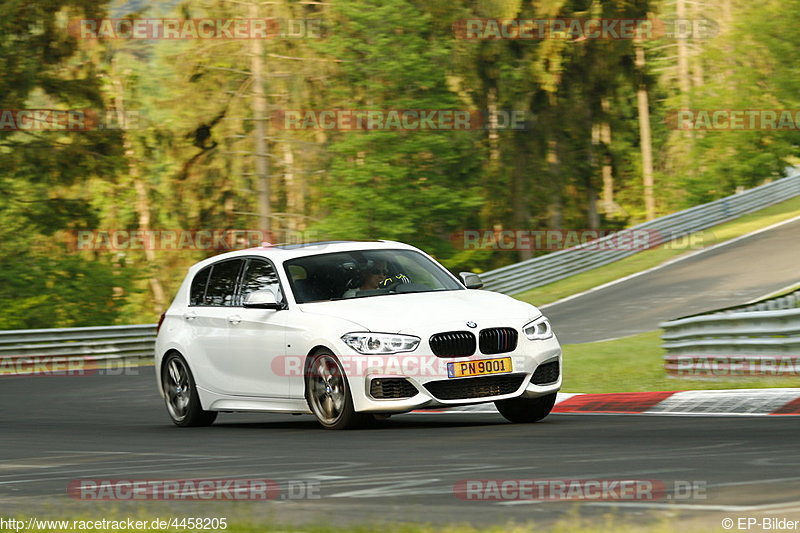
top-left (673, 287), bottom-right (800, 320)
top-left (660, 305), bottom-right (800, 377)
top-left (0, 324), bottom-right (156, 373)
top-left (717, 289), bottom-right (800, 314)
top-left (481, 173), bottom-right (800, 294)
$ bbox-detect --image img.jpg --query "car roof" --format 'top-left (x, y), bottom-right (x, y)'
top-left (188, 240), bottom-right (420, 271)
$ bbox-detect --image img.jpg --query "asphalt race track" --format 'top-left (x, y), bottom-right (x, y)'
top-left (2, 219), bottom-right (800, 529)
top-left (1, 369), bottom-right (799, 528)
top-left (543, 217), bottom-right (800, 344)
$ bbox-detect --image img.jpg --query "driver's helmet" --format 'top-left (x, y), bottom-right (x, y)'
top-left (341, 261), bottom-right (364, 290)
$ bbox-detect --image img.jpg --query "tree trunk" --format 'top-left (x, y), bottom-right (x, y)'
top-left (635, 46), bottom-right (656, 220)
top-left (132, 177), bottom-right (167, 312)
top-left (111, 73), bottom-right (167, 314)
top-left (250, 1), bottom-right (271, 238)
top-left (487, 87), bottom-right (500, 164)
top-left (547, 139), bottom-right (563, 229)
top-left (511, 133), bottom-right (532, 261)
top-left (586, 107), bottom-right (600, 230)
top-left (599, 97), bottom-right (616, 215)
top-left (676, 0), bottom-right (690, 108)
top-left (283, 142), bottom-right (305, 239)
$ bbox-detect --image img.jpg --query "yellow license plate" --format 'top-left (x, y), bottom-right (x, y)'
top-left (447, 357), bottom-right (513, 378)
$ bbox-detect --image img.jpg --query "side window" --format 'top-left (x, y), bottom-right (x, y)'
top-left (239, 259), bottom-right (281, 305)
top-left (204, 259), bottom-right (244, 306)
top-left (189, 266), bottom-right (212, 306)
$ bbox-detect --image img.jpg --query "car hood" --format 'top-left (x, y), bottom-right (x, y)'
top-left (297, 290), bottom-right (541, 333)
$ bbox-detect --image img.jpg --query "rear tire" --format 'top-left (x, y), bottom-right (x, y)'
top-left (161, 352), bottom-right (217, 427)
top-left (495, 392), bottom-right (557, 423)
top-left (305, 350), bottom-right (372, 430)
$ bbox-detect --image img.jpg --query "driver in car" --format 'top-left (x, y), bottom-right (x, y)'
top-left (378, 272), bottom-right (411, 289)
top-left (342, 260), bottom-right (409, 298)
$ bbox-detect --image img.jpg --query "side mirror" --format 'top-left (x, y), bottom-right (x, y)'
top-left (243, 289), bottom-right (283, 310)
top-left (459, 272), bottom-right (484, 290)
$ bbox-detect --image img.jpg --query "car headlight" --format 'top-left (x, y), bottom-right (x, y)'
top-left (341, 333), bottom-right (420, 354)
top-left (523, 316), bottom-right (553, 340)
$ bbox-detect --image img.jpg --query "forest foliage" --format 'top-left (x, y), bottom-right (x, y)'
top-left (1, 0), bottom-right (798, 327)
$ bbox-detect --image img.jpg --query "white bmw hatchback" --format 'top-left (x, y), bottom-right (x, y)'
top-left (155, 241), bottom-right (562, 429)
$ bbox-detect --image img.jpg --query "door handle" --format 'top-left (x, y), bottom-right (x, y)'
top-left (183, 311), bottom-right (197, 321)
top-left (228, 315), bottom-right (242, 325)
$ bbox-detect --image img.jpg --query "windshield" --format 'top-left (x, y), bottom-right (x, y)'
top-left (283, 249), bottom-right (464, 303)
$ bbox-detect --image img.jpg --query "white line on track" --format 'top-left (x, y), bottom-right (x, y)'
top-left (0, 456), bottom-right (257, 485)
top-left (746, 281), bottom-right (800, 303)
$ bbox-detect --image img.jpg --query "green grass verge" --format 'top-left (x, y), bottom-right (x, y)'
top-left (515, 195), bottom-right (800, 307)
top-left (561, 331), bottom-right (800, 393)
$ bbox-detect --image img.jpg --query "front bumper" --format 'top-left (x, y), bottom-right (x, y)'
top-left (346, 335), bottom-right (562, 413)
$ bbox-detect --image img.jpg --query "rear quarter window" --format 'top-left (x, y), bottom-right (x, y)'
top-left (203, 259), bottom-right (244, 306)
top-left (189, 266), bottom-right (211, 306)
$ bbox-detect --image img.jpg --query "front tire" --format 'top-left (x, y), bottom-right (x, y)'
top-left (495, 392), bottom-right (557, 423)
top-left (161, 352), bottom-right (217, 427)
top-left (305, 350), bottom-right (372, 430)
